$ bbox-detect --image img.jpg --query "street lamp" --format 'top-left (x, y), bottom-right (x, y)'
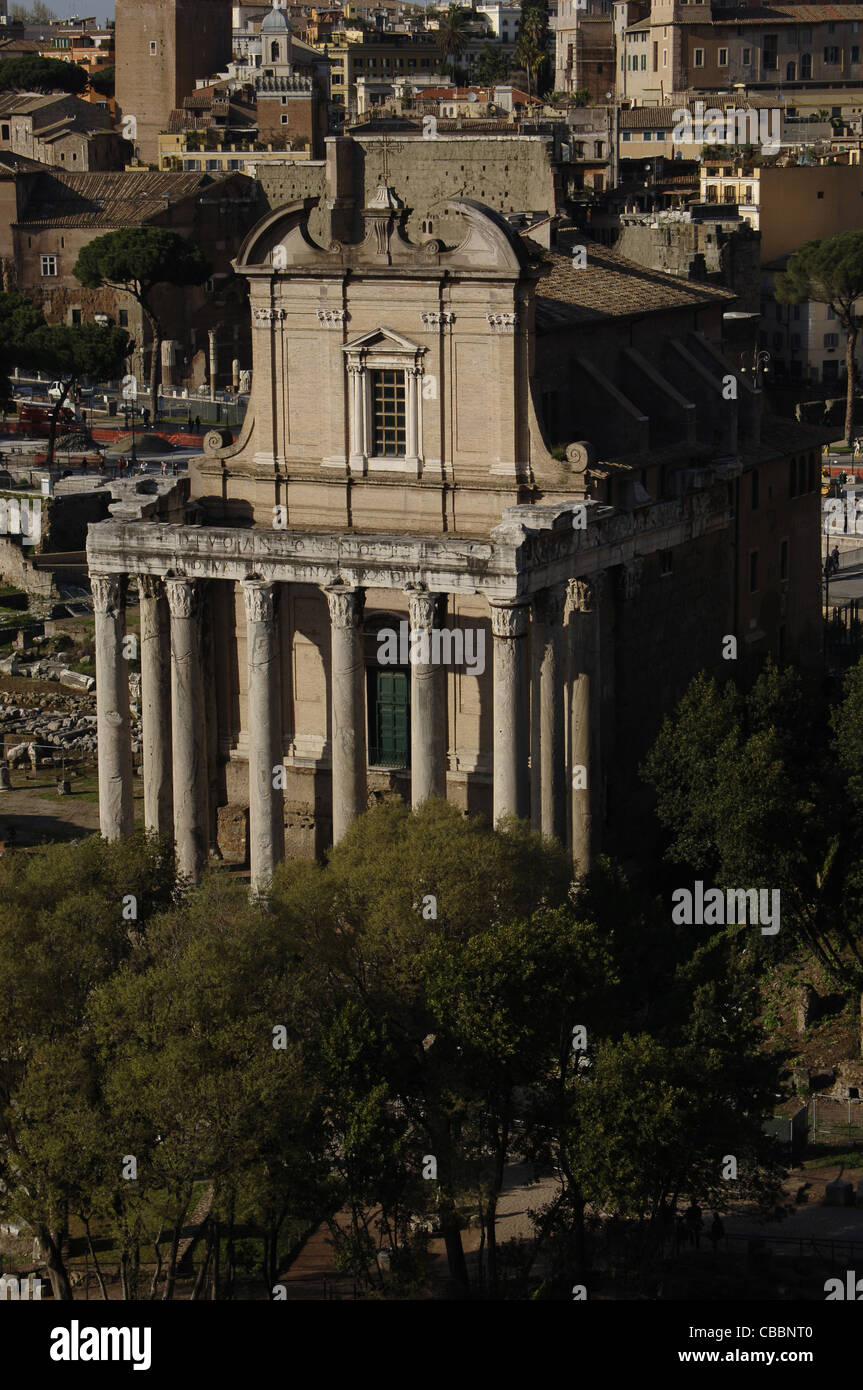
top-left (752, 349), bottom-right (771, 388)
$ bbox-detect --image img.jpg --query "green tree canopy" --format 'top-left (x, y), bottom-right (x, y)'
top-left (0, 289), bottom-right (44, 402)
top-left (88, 65), bottom-right (115, 98)
top-left (74, 227), bottom-right (210, 411)
top-left (0, 55), bottom-right (89, 95)
top-left (29, 320), bottom-right (131, 463)
top-left (436, 3), bottom-right (471, 74)
top-left (776, 230), bottom-right (863, 445)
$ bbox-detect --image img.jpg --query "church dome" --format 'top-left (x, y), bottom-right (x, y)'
top-left (261, 4), bottom-right (291, 32)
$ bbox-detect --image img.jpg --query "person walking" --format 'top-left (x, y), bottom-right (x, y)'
top-left (709, 1212), bottom-right (724, 1256)
top-left (673, 1214), bottom-right (688, 1255)
top-left (684, 1201), bottom-right (703, 1250)
top-left (194, 415), bottom-right (201, 431)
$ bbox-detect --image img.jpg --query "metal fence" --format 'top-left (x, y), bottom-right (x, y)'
top-left (809, 1095), bottom-right (863, 1146)
top-left (826, 599), bottom-right (863, 670)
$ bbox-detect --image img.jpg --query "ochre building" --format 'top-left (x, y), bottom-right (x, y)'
top-left (87, 151), bottom-right (822, 890)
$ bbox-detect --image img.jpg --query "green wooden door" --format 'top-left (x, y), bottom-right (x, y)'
top-left (369, 668), bottom-right (409, 767)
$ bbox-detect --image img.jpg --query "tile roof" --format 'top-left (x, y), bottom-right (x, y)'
top-left (620, 97), bottom-right (776, 128)
top-left (712, 4), bottom-right (863, 22)
top-left (14, 170), bottom-right (244, 227)
top-left (0, 92), bottom-right (67, 116)
top-left (534, 240), bottom-right (735, 329)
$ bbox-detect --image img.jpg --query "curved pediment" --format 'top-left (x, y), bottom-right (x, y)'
top-left (234, 198), bottom-right (332, 272)
top-left (439, 200), bottom-right (531, 273)
top-left (234, 192), bottom-right (532, 278)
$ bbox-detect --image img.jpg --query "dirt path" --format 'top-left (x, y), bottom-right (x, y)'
top-left (0, 785), bottom-right (142, 845)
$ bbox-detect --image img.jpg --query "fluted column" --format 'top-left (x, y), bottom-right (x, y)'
top-left (92, 573), bottom-right (134, 840)
top-left (325, 583), bottom-right (367, 842)
top-left (244, 579), bottom-right (284, 894)
top-left (407, 586), bottom-right (446, 807)
top-left (490, 599), bottom-right (530, 824)
top-left (139, 575), bottom-right (172, 837)
top-left (536, 588), bottom-right (566, 843)
top-left (566, 573), bottom-right (604, 876)
top-left (166, 577), bottom-right (208, 884)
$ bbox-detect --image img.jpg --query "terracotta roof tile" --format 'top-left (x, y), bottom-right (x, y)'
top-left (14, 169), bottom-right (249, 228)
top-left (534, 240), bottom-right (735, 329)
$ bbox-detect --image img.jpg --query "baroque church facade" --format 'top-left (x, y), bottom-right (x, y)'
top-left (87, 144), bottom-right (822, 890)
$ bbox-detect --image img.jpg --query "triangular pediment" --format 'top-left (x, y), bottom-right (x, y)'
top-left (342, 327), bottom-right (421, 354)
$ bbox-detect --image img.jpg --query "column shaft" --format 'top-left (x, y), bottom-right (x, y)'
top-left (244, 580), bottom-right (284, 893)
top-left (166, 578), bottom-right (208, 883)
top-left (567, 575), bottom-right (604, 875)
top-left (139, 575), bottom-right (172, 836)
top-left (491, 601), bottom-right (529, 824)
top-left (407, 588), bottom-right (446, 807)
top-left (537, 590), bottom-right (566, 842)
top-left (92, 574), bottom-right (134, 840)
top-left (326, 584), bottom-right (367, 842)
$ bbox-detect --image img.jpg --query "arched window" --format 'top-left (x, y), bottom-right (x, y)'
top-left (786, 61), bottom-right (796, 81)
top-left (271, 40), bottom-right (279, 61)
top-left (800, 53), bottom-right (812, 78)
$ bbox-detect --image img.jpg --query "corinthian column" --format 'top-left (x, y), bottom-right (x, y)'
top-left (566, 573), bottom-right (604, 876)
top-left (325, 583), bottom-right (367, 842)
top-left (139, 575), bottom-right (172, 837)
top-left (406, 586), bottom-right (446, 807)
top-left (166, 577), bottom-right (208, 884)
top-left (92, 573), bottom-right (134, 840)
top-left (243, 579), bottom-right (284, 894)
top-left (535, 588), bottom-right (566, 844)
top-left (490, 599), bottom-right (530, 824)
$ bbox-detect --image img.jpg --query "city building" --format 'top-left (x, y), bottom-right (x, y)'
top-left (0, 93), bottom-right (128, 171)
top-left (553, 0), bottom-right (616, 102)
top-left (619, 0), bottom-right (863, 106)
top-left (698, 161), bottom-right (863, 263)
top-left (116, 0), bottom-right (233, 164)
top-left (3, 169), bottom-right (260, 390)
top-left (86, 142), bottom-right (821, 894)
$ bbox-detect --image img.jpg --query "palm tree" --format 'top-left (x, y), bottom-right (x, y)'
top-left (437, 3), bottom-right (470, 76)
top-left (514, 31), bottom-right (546, 99)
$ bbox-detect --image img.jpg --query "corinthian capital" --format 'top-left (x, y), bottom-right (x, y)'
top-left (91, 574), bottom-right (125, 616)
top-left (165, 577), bottom-right (201, 620)
top-left (406, 585), bottom-right (444, 631)
top-left (566, 572), bottom-right (606, 616)
top-left (243, 580), bottom-right (276, 624)
top-left (325, 583), bottom-right (365, 629)
top-left (490, 600), bottom-right (529, 640)
top-left (138, 574), bottom-right (165, 602)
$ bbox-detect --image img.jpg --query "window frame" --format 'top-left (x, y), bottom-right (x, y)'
top-left (343, 328), bottom-right (427, 476)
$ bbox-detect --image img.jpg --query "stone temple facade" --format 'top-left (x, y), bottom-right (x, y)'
top-left (87, 168), bottom-right (822, 890)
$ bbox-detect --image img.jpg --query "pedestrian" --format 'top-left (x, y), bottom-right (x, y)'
top-left (161, 459), bottom-right (167, 477)
top-left (684, 1201), bottom-right (703, 1250)
top-left (709, 1212), bottom-right (724, 1255)
top-left (194, 415), bottom-right (201, 431)
top-left (832, 545), bottom-right (840, 573)
top-left (673, 1214), bottom-right (688, 1254)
